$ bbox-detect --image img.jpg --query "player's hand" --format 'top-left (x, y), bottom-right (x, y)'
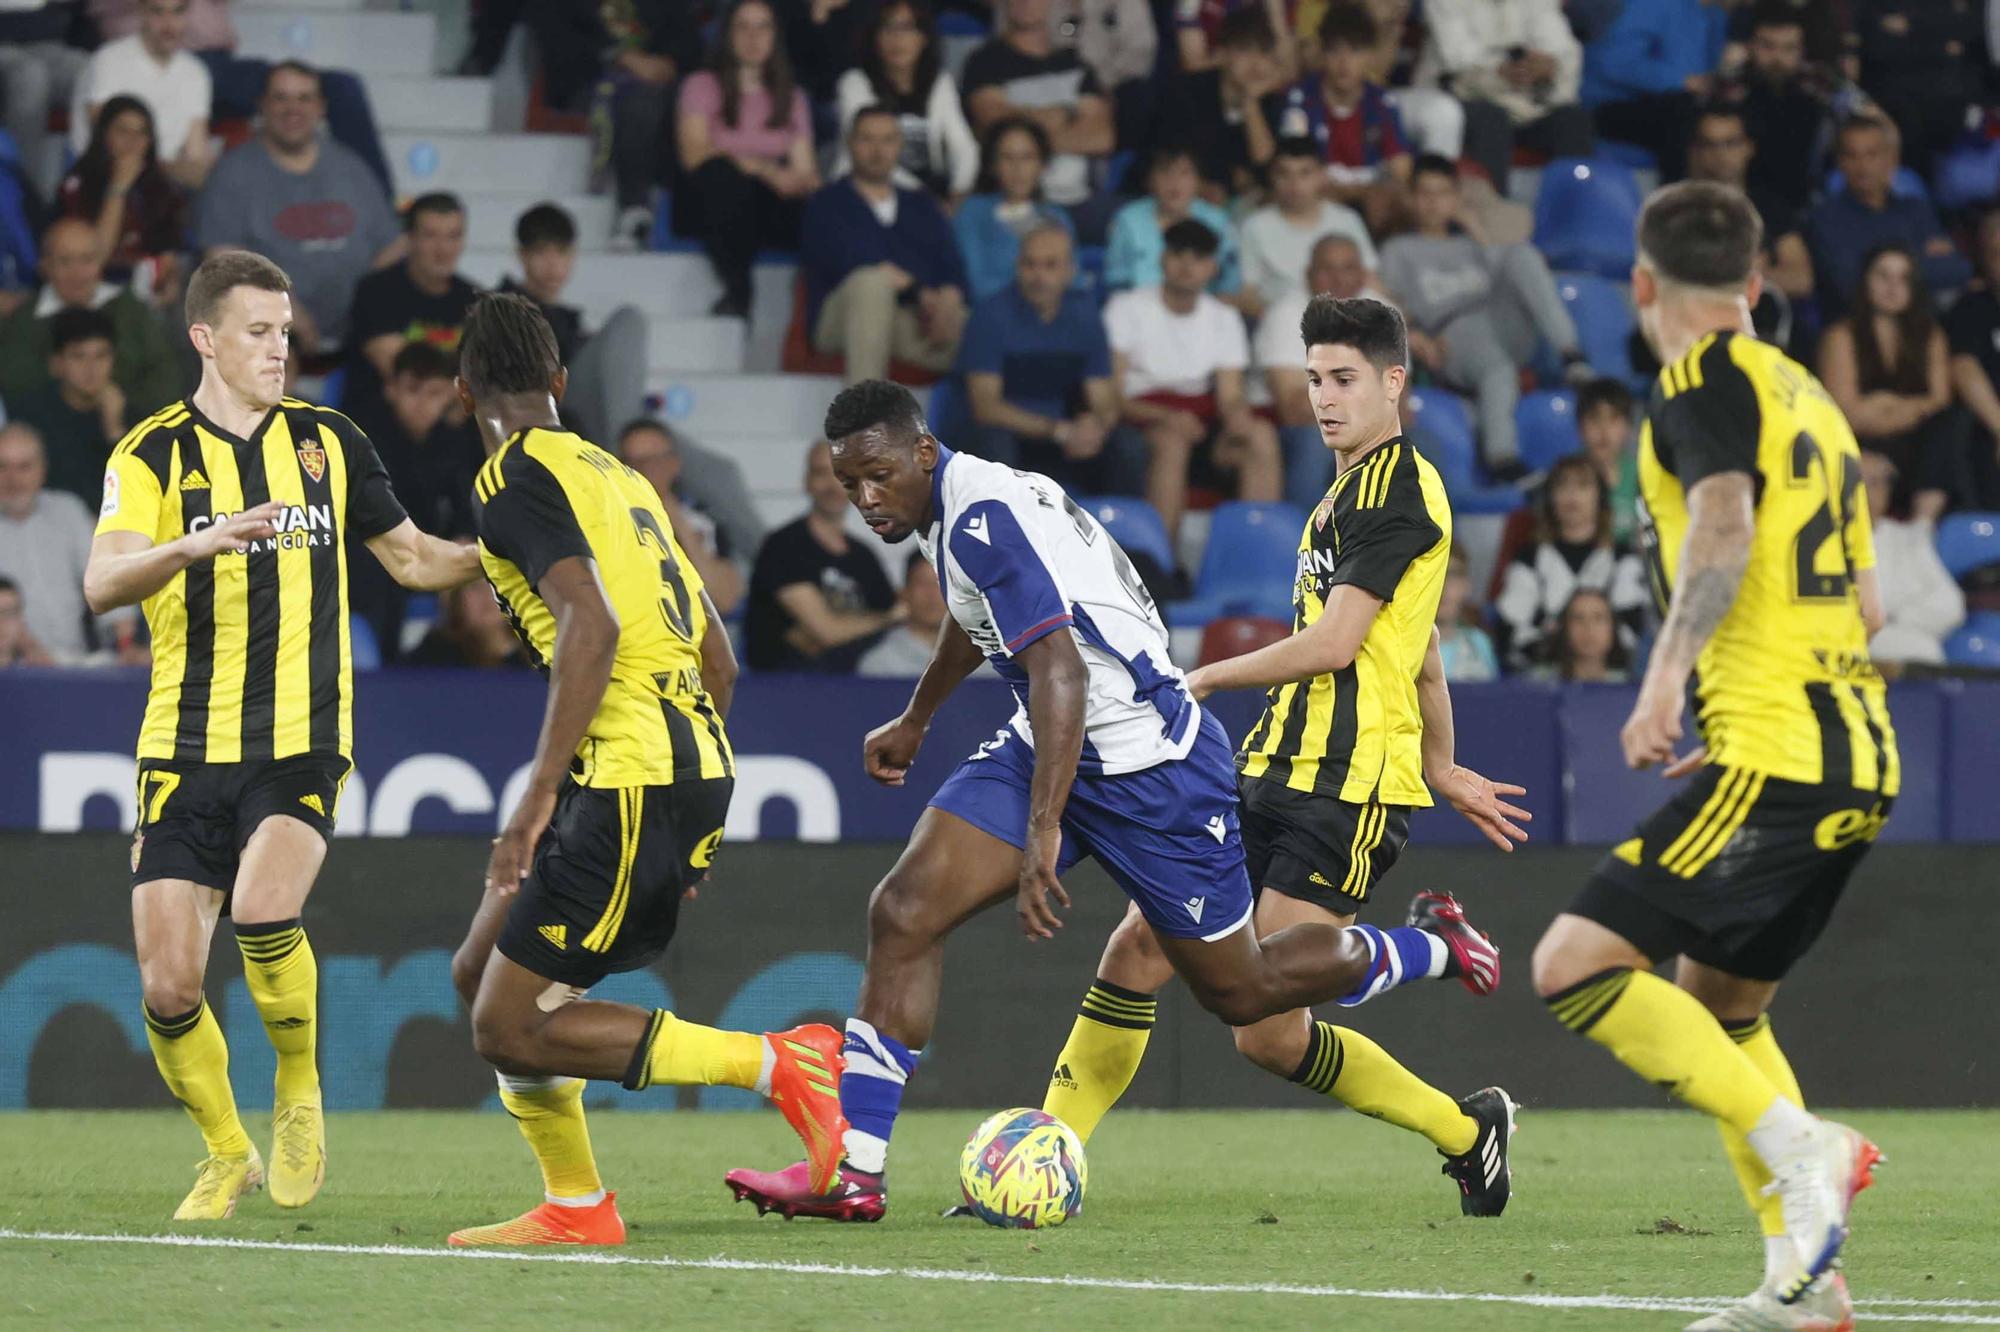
top-left (185, 501), bottom-right (285, 559)
top-left (1621, 682), bottom-right (1687, 771)
top-left (1017, 824), bottom-right (1069, 940)
top-left (1432, 764), bottom-right (1531, 852)
top-left (487, 786), bottom-right (557, 895)
top-left (863, 712), bottom-right (927, 786)
top-left (1662, 745), bottom-right (1710, 779)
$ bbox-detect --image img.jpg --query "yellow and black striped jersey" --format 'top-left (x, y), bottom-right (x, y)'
top-left (473, 427), bottom-right (733, 788)
top-left (1238, 437), bottom-right (1451, 806)
top-left (1640, 331), bottom-right (1898, 795)
top-left (95, 397), bottom-right (408, 762)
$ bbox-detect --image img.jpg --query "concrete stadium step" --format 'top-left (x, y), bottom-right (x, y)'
top-left (459, 194), bottom-right (613, 253)
top-left (369, 76), bottom-right (493, 135)
top-left (385, 132), bottom-right (590, 198)
top-left (237, 0), bottom-right (370, 10)
top-left (647, 375), bottom-right (844, 443)
top-left (234, 9), bottom-right (437, 76)
top-left (648, 318), bottom-right (748, 375)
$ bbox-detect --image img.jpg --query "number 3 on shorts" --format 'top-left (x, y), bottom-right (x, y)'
top-left (140, 770), bottom-right (181, 825)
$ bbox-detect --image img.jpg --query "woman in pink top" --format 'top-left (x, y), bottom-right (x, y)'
top-left (674, 0), bottom-right (820, 319)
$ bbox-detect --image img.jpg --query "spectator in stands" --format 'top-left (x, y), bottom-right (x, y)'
top-left (674, 0), bottom-right (818, 320)
top-left (954, 118), bottom-right (1078, 304)
top-left (1176, 0), bottom-right (1297, 74)
top-left (0, 2), bottom-right (90, 198)
top-left (1946, 211), bottom-right (2000, 507)
top-left (1360, 0), bottom-right (1466, 161)
top-left (1259, 233), bottom-right (1387, 509)
top-left (0, 575), bottom-right (54, 666)
top-left (746, 439), bottom-right (902, 673)
top-left (344, 193), bottom-right (478, 428)
top-left (557, 3), bottom-right (704, 250)
top-left (1533, 588), bottom-right (1632, 683)
top-left (1105, 145), bottom-right (1244, 301)
top-left (1859, 449), bottom-right (1964, 667)
top-left (347, 343), bottom-right (481, 541)
top-left (771, 0), bottom-right (866, 101)
top-left (1580, 0), bottom-right (1729, 180)
top-left (960, 221), bottom-right (1134, 493)
top-left (962, 0), bottom-right (1116, 216)
top-left (619, 418), bottom-right (766, 588)
top-left (0, 218), bottom-right (180, 415)
top-left (1806, 115), bottom-right (1972, 320)
top-left (1723, 0), bottom-right (1841, 223)
top-left (10, 307), bottom-right (129, 509)
top-left (497, 203), bottom-right (648, 445)
top-left (1820, 243), bottom-right (1971, 523)
top-left (57, 97), bottom-right (186, 293)
top-left (1377, 155), bottom-right (1591, 482)
top-left (1106, 219), bottom-right (1280, 546)
top-left (1436, 545), bottom-right (1499, 681)
top-left (1419, 0), bottom-right (1592, 196)
top-left (195, 60), bottom-right (402, 356)
top-left (1850, 0), bottom-right (1986, 180)
top-left (1494, 454), bottom-right (1648, 670)
top-left (1239, 135), bottom-right (1376, 319)
top-left (803, 107), bottom-right (968, 386)
top-left (833, 0), bottom-right (979, 202)
top-left (617, 419), bottom-right (746, 618)
top-left (1155, 8), bottom-right (1287, 203)
top-left (1575, 377), bottom-right (1639, 544)
top-left (859, 551), bottom-right (992, 678)
top-left (1685, 105), bottom-right (1814, 307)
top-left (1264, 4), bottom-right (1412, 236)
top-left (1041, 0), bottom-right (1159, 149)
top-left (71, 0), bottom-right (213, 190)
top-left (0, 422), bottom-right (133, 662)
top-left (404, 567), bottom-right (532, 670)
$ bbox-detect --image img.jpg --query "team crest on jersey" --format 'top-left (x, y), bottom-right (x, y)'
top-left (1313, 497), bottom-right (1336, 532)
top-left (295, 441), bottom-right (326, 483)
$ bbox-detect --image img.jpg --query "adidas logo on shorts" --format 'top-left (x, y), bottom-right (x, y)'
top-left (539, 924), bottom-right (567, 950)
top-left (297, 793), bottom-right (325, 817)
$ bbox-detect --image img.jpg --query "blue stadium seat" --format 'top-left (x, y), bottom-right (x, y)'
top-left (1517, 389), bottom-right (1580, 472)
top-left (1404, 388), bottom-right (1521, 515)
top-left (1081, 496), bottom-right (1173, 571)
top-left (1556, 272), bottom-right (1637, 385)
top-left (1944, 612), bottom-right (2000, 669)
top-left (1168, 500), bottom-right (1307, 627)
top-left (926, 375), bottom-right (970, 445)
top-left (1594, 140), bottom-right (1659, 172)
top-left (1936, 140), bottom-right (2000, 213)
top-left (319, 365), bottom-right (347, 410)
top-left (1533, 158), bottom-right (1641, 279)
top-left (349, 614), bottom-right (382, 671)
top-left (1937, 512), bottom-right (2000, 579)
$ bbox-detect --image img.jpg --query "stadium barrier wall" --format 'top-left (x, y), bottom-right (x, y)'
top-left (3, 836), bottom-right (1993, 1112)
top-left (3, 671), bottom-right (1997, 843)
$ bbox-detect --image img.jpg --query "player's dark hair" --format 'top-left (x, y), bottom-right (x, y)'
top-left (0, 575), bottom-right (17, 597)
top-left (1299, 295), bottom-right (1407, 371)
top-left (185, 249), bottom-right (292, 329)
top-left (824, 379), bottom-right (926, 445)
top-left (514, 202), bottom-right (576, 251)
top-left (1272, 135), bottom-right (1321, 164)
top-left (1316, 2), bottom-right (1378, 53)
top-left (459, 292), bottom-right (561, 398)
top-left (405, 191), bottom-right (465, 234)
top-left (1747, 0), bottom-right (1805, 36)
top-left (1411, 152), bottom-right (1457, 185)
top-left (1216, 6), bottom-right (1276, 50)
top-left (1161, 217), bottom-right (1219, 257)
top-left (1635, 180), bottom-right (1762, 290)
top-left (390, 341), bottom-right (455, 383)
top-left (1577, 377), bottom-right (1635, 420)
top-left (262, 59), bottom-right (322, 98)
top-left (1536, 454), bottom-right (1612, 548)
top-left (48, 305), bottom-right (116, 354)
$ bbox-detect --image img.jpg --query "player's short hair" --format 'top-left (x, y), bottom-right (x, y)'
top-left (1300, 295), bottom-right (1407, 371)
top-left (824, 379), bottom-right (926, 446)
top-left (185, 249), bottom-right (291, 329)
top-left (1577, 377), bottom-right (1635, 420)
top-left (459, 292), bottom-right (561, 398)
top-left (1636, 181), bottom-right (1762, 291)
top-left (1316, 2), bottom-right (1378, 52)
top-left (1272, 135), bottom-right (1321, 165)
top-left (390, 341), bottom-right (455, 383)
top-left (48, 305), bottom-right (115, 353)
top-left (405, 191), bottom-right (465, 234)
top-left (1161, 217), bottom-right (1220, 258)
top-left (514, 202), bottom-right (576, 251)
top-left (1216, 6), bottom-right (1276, 50)
top-left (1411, 152), bottom-right (1458, 186)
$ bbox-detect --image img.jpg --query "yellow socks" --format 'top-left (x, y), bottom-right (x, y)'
top-left (497, 1075), bottom-right (604, 1202)
top-left (1546, 968), bottom-right (1780, 1133)
top-left (621, 1010), bottom-right (766, 1091)
top-left (145, 999), bottom-right (253, 1159)
top-left (236, 918), bottom-right (320, 1106)
top-left (1292, 1021), bottom-right (1478, 1155)
top-left (1721, 1013), bottom-right (1800, 1240)
top-left (1042, 980), bottom-right (1156, 1143)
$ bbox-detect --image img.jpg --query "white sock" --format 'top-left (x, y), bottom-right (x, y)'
top-left (753, 1038), bottom-right (776, 1098)
top-left (1420, 931), bottom-right (1449, 978)
top-left (843, 1128), bottom-right (889, 1175)
top-left (1745, 1097), bottom-right (1818, 1166)
top-left (1763, 1235), bottom-right (1797, 1285)
top-left (545, 1189), bottom-right (607, 1208)
top-left (495, 1071), bottom-right (566, 1095)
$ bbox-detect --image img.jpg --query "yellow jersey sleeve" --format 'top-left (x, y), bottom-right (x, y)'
top-left (94, 447), bottom-right (164, 540)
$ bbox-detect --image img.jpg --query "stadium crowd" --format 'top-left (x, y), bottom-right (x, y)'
top-left (0, 0), bottom-right (1997, 681)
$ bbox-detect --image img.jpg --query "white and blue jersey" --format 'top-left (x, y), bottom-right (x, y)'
top-left (922, 446), bottom-right (1253, 941)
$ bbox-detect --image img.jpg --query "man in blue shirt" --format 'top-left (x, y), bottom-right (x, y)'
top-left (803, 106), bottom-right (969, 385)
top-left (959, 222), bottom-right (1141, 496)
top-left (1580, 0), bottom-right (1729, 178)
top-left (1807, 114), bottom-right (1973, 321)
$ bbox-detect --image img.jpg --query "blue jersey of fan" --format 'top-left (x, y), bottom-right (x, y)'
top-left (921, 445), bottom-right (1254, 942)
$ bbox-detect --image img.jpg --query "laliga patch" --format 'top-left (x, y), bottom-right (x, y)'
top-left (1312, 496), bottom-right (1335, 531)
top-left (296, 441), bottom-right (326, 483)
top-left (100, 468), bottom-right (120, 517)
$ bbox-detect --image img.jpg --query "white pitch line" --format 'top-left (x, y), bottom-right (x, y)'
top-left (0, 1229), bottom-right (1994, 1325)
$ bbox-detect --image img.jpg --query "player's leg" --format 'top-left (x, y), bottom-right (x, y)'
top-left (1042, 902), bottom-right (1172, 1143)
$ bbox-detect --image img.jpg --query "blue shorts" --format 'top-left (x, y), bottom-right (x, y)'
top-left (928, 710), bottom-right (1254, 941)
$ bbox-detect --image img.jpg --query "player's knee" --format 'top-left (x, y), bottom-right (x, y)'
top-left (866, 873), bottom-right (935, 951)
top-left (1100, 909), bottom-right (1164, 974)
top-left (469, 1006), bottom-right (533, 1073)
top-left (1189, 978), bottom-right (1269, 1028)
top-left (1530, 927), bottom-right (1589, 999)
top-left (140, 971), bottom-right (203, 1019)
top-left (1232, 1021), bottom-right (1305, 1076)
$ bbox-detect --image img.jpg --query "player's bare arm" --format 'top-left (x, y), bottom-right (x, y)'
top-left (697, 588), bottom-right (739, 719)
top-left (1623, 470), bottom-right (1755, 773)
top-left (1417, 625), bottom-right (1531, 851)
top-left (82, 503), bottom-right (287, 613)
top-left (1016, 629), bottom-right (1088, 941)
top-left (864, 616), bottom-right (986, 787)
top-left (364, 518), bottom-right (483, 591)
top-left (775, 580), bottom-right (904, 655)
top-left (1182, 584), bottom-right (1384, 700)
top-left (486, 555), bottom-right (620, 894)
top-left (1854, 565), bottom-right (1885, 638)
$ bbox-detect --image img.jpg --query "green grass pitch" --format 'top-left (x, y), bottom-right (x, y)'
top-left (1, 1109), bottom-right (1993, 1329)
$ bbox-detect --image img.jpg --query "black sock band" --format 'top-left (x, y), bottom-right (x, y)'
top-left (145, 1000), bottom-right (204, 1039)
top-left (1078, 978), bottom-right (1157, 1030)
top-left (1720, 1013), bottom-right (1771, 1044)
top-left (1289, 1020), bottom-right (1344, 1094)
top-left (620, 1010), bottom-right (666, 1091)
top-left (236, 917), bottom-right (305, 964)
top-left (1543, 967), bottom-right (1635, 1034)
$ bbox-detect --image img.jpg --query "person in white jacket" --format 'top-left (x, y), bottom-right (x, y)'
top-left (1417, 0), bottom-right (1594, 193)
top-left (1861, 449), bottom-right (1965, 665)
top-left (833, 0), bottom-right (980, 200)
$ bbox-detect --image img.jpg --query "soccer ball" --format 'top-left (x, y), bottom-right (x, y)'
top-left (957, 1108), bottom-right (1087, 1228)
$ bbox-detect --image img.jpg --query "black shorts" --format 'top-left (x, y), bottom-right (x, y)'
top-left (498, 777), bottom-right (734, 990)
top-left (1239, 775), bottom-right (1411, 916)
top-left (129, 754), bottom-right (351, 898)
top-left (1566, 765), bottom-right (1893, 982)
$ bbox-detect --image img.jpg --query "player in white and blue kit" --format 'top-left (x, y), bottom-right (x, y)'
top-left (725, 381), bottom-right (1474, 1220)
